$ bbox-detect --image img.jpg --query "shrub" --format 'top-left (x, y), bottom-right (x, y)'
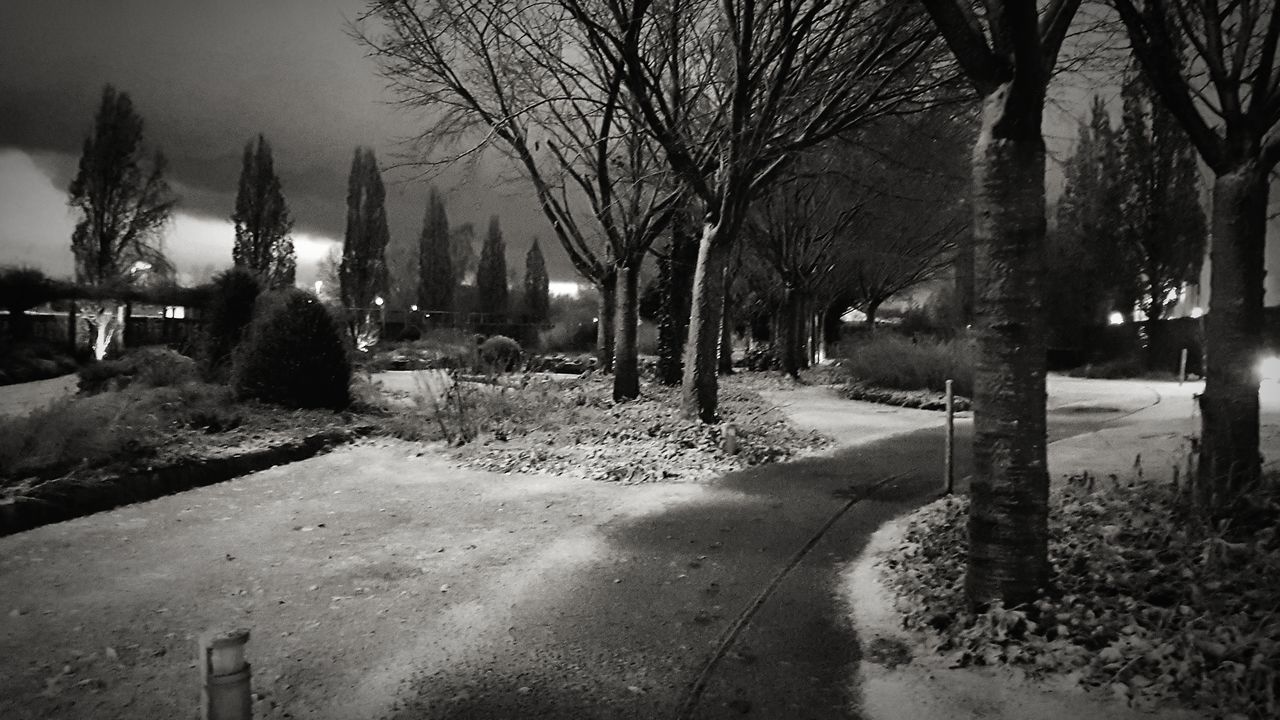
top-left (231, 288), bottom-right (351, 409)
top-left (77, 347), bottom-right (198, 395)
top-left (837, 332), bottom-right (974, 397)
top-left (200, 267), bottom-right (261, 381)
top-left (1, 339), bottom-right (79, 386)
top-left (478, 335), bottom-right (523, 373)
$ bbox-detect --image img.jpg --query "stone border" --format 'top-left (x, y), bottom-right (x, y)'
top-left (0, 428), bottom-right (365, 537)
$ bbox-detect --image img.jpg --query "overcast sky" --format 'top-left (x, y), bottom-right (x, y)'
top-left (0, 0), bottom-right (555, 288)
top-left (0, 1), bottom-right (1275, 301)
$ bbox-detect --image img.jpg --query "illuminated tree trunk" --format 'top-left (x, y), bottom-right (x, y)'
top-left (1197, 163), bottom-right (1268, 509)
top-left (965, 97), bottom-right (1051, 608)
top-left (681, 221), bottom-right (729, 422)
top-left (612, 262), bottom-right (641, 400)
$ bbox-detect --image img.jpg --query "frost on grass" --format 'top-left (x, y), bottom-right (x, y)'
top-left (391, 372), bottom-right (831, 483)
top-left (882, 477), bottom-right (1280, 720)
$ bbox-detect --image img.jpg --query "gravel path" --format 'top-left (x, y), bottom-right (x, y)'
top-left (0, 379), bottom-right (1160, 719)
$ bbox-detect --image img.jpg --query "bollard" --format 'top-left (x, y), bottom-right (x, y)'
top-left (1179, 347), bottom-right (1188, 385)
top-left (944, 379), bottom-right (955, 494)
top-left (200, 628), bottom-right (252, 720)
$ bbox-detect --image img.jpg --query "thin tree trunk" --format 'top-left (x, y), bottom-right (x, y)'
top-left (596, 271), bottom-right (616, 372)
top-left (612, 262), bottom-right (641, 401)
top-left (965, 109), bottom-right (1051, 609)
top-left (865, 300), bottom-right (880, 329)
top-left (718, 279), bottom-right (734, 375)
top-left (681, 221), bottom-right (729, 422)
top-left (1197, 163), bottom-right (1267, 510)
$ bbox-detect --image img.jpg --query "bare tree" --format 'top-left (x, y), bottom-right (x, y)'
top-left (356, 0), bottom-right (679, 400)
top-left (918, 0), bottom-right (1083, 607)
top-left (1110, 0), bottom-right (1280, 511)
top-left (559, 0), bottom-right (950, 421)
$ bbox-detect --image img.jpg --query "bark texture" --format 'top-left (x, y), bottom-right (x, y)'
top-left (612, 263), bottom-right (641, 400)
top-left (1197, 164), bottom-right (1268, 508)
top-left (965, 107), bottom-right (1051, 608)
top-left (596, 272), bottom-right (616, 372)
top-left (681, 221), bottom-right (728, 423)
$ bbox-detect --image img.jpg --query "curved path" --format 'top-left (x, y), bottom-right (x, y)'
top-left (0, 379), bottom-right (1162, 720)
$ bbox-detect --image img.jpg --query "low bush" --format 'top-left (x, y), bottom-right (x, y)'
top-left (837, 333), bottom-right (973, 397)
top-left (231, 289), bottom-right (351, 410)
top-left (1066, 355), bottom-right (1177, 380)
top-left (478, 335), bottom-right (522, 373)
top-left (361, 329), bottom-right (477, 372)
top-left (199, 267), bottom-right (262, 381)
top-left (77, 347), bottom-right (198, 395)
top-left (0, 339), bottom-right (79, 385)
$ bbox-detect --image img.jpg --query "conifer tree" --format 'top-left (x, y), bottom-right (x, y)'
top-left (339, 147), bottom-right (390, 310)
top-left (417, 187), bottom-right (454, 312)
top-left (475, 215), bottom-right (508, 325)
top-left (523, 239), bottom-right (550, 327)
top-left (232, 134), bottom-right (295, 289)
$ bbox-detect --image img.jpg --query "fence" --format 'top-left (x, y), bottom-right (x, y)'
top-left (0, 308), bottom-right (204, 354)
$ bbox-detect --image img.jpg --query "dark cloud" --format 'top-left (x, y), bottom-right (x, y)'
top-left (0, 0), bottom-right (567, 281)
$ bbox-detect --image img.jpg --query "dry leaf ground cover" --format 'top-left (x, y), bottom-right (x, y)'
top-left (882, 477), bottom-right (1280, 720)
top-left (382, 371), bottom-right (832, 484)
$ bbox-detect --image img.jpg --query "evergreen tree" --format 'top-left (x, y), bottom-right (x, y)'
top-left (523, 238), bottom-right (550, 326)
top-left (418, 187), bottom-right (454, 312)
top-left (339, 147), bottom-right (390, 310)
top-left (449, 223), bottom-right (477, 286)
top-left (475, 215), bottom-right (509, 324)
top-left (1117, 64), bottom-right (1206, 366)
top-left (69, 84), bottom-right (176, 286)
top-left (232, 134), bottom-right (296, 289)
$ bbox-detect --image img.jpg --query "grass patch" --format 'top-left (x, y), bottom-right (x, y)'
top-left (882, 476), bottom-right (1280, 719)
top-left (836, 333), bottom-right (974, 399)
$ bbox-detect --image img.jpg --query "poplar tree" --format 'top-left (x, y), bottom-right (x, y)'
top-left (475, 215), bottom-right (509, 324)
top-left (232, 134), bottom-right (296, 289)
top-left (417, 187), bottom-right (454, 312)
top-left (339, 147), bottom-right (390, 310)
top-left (523, 239), bottom-right (550, 327)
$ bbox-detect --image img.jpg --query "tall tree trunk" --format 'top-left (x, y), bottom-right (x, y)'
top-left (1197, 163), bottom-right (1268, 510)
top-left (965, 106), bottom-right (1051, 609)
top-left (596, 271), bottom-right (616, 372)
top-left (718, 279), bottom-right (734, 375)
top-left (656, 210), bottom-right (697, 385)
top-left (780, 288), bottom-right (801, 378)
top-left (612, 262), bottom-right (641, 401)
top-left (681, 221), bottom-right (729, 422)
top-left (864, 300), bottom-right (880, 329)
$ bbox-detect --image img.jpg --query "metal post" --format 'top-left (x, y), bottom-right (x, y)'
top-left (1179, 347), bottom-right (1188, 384)
top-left (944, 379), bottom-right (955, 494)
top-left (200, 628), bottom-right (252, 720)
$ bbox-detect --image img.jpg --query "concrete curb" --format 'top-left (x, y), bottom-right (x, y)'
top-left (0, 427), bottom-right (366, 537)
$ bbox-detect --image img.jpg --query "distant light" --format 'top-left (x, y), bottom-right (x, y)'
top-left (592, 317), bottom-right (599, 323)
top-left (410, 304), bottom-right (418, 312)
top-left (128, 260), bottom-right (152, 274)
top-left (374, 296), bottom-right (385, 307)
top-left (164, 306), bottom-right (185, 319)
top-left (1259, 356), bottom-right (1280, 382)
top-left (1108, 312), bottom-right (1125, 326)
top-left (1190, 306), bottom-right (1204, 318)
top-left (314, 280), bottom-right (323, 295)
top-left (549, 281), bottom-right (582, 298)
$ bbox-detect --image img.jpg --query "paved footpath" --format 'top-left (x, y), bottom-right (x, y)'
top-left (0, 379), bottom-right (1159, 720)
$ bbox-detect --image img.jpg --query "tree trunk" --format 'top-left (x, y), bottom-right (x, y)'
top-left (596, 271), bottom-right (616, 372)
top-left (718, 281), bottom-right (734, 375)
top-left (965, 106), bottom-right (1051, 609)
top-left (864, 300), bottom-right (880, 329)
top-left (1197, 163), bottom-right (1268, 511)
top-left (656, 212), bottom-right (697, 386)
top-left (612, 262), bottom-right (641, 401)
top-left (681, 221), bottom-right (729, 422)
top-left (780, 288), bottom-right (801, 377)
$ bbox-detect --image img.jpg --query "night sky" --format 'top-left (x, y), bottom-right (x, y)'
top-left (0, 1), bottom-right (1276, 301)
top-left (0, 0), bottom-right (553, 288)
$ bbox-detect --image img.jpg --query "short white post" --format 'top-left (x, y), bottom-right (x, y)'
top-left (944, 379), bottom-right (955, 494)
top-left (1179, 347), bottom-right (1188, 385)
top-left (200, 628), bottom-right (252, 720)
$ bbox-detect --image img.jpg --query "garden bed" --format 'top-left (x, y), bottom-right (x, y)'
top-left (382, 371), bottom-right (832, 484)
top-left (840, 381), bottom-right (972, 412)
top-left (879, 477), bottom-right (1280, 719)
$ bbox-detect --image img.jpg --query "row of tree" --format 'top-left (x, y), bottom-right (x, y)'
top-left (357, 0), bottom-right (1280, 614)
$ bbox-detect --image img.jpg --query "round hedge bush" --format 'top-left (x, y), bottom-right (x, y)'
top-left (478, 335), bottom-right (523, 373)
top-left (200, 267), bottom-right (261, 381)
top-left (231, 289), bottom-right (351, 409)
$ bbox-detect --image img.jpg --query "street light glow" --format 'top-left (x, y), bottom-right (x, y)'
top-left (410, 304), bottom-right (418, 311)
top-left (1107, 311), bottom-right (1124, 326)
top-left (374, 296), bottom-right (385, 307)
